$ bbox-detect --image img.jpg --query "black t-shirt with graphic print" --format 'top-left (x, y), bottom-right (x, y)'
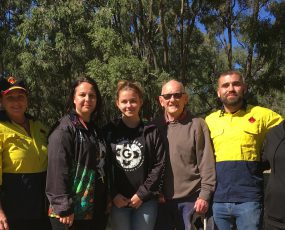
top-left (104, 117), bottom-right (165, 202)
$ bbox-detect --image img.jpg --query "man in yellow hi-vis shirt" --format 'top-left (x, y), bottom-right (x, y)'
top-left (205, 70), bottom-right (283, 230)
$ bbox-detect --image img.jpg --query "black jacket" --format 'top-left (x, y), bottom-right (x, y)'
top-left (103, 118), bottom-right (165, 201)
top-left (262, 120), bottom-right (285, 228)
top-left (46, 111), bottom-right (107, 219)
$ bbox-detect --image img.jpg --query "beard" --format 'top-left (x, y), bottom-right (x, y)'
top-left (219, 94), bottom-right (244, 107)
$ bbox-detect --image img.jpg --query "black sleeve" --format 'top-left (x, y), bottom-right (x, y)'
top-left (261, 136), bottom-right (270, 171)
top-left (102, 123), bottom-right (118, 199)
top-left (136, 126), bottom-right (165, 201)
top-left (46, 126), bottom-right (75, 217)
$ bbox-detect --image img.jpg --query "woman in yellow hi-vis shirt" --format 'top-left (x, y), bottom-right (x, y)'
top-left (0, 76), bottom-right (50, 230)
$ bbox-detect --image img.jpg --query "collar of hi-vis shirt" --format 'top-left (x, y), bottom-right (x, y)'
top-left (219, 100), bottom-right (247, 117)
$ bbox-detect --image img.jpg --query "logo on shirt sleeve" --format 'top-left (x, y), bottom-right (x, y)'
top-left (248, 116), bottom-right (256, 123)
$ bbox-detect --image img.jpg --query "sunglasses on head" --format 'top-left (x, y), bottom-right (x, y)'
top-left (160, 92), bottom-right (185, 100)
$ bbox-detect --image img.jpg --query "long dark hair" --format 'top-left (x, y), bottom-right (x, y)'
top-left (66, 75), bottom-right (102, 121)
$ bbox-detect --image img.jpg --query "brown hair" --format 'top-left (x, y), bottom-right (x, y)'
top-left (116, 80), bottom-right (144, 100)
top-left (219, 70), bottom-right (244, 82)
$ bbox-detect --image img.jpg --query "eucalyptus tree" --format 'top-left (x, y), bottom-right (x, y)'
top-left (254, 0), bottom-right (285, 92)
top-left (2, 0), bottom-right (283, 124)
top-left (199, 0), bottom-right (285, 112)
top-left (16, 0), bottom-right (98, 125)
top-left (0, 0), bottom-right (32, 75)
top-left (87, 0), bottom-right (227, 119)
top-left (87, 6), bottom-right (153, 121)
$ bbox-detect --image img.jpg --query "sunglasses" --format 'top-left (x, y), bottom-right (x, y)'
top-left (160, 92), bottom-right (185, 100)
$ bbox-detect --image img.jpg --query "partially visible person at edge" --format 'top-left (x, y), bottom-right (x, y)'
top-left (0, 76), bottom-right (50, 230)
top-left (262, 120), bottom-right (285, 230)
top-left (103, 80), bottom-right (165, 230)
top-left (205, 70), bottom-right (283, 230)
top-left (46, 75), bottom-right (108, 230)
top-left (152, 79), bottom-right (216, 230)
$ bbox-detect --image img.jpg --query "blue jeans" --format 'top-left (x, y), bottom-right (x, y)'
top-left (111, 199), bottom-right (158, 230)
top-left (213, 202), bottom-right (262, 230)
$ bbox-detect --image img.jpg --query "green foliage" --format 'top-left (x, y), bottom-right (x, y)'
top-left (0, 0), bottom-right (284, 127)
top-left (256, 90), bottom-right (285, 117)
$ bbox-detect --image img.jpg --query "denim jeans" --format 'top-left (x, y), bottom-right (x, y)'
top-left (111, 199), bottom-right (158, 230)
top-left (213, 202), bottom-right (262, 230)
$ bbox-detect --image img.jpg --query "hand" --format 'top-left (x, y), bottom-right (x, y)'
top-left (105, 195), bottom-right (112, 214)
top-left (59, 213), bottom-right (74, 227)
top-left (194, 198), bottom-right (208, 214)
top-left (158, 193), bottom-right (165, 203)
top-left (113, 194), bottom-right (130, 208)
top-left (0, 209), bottom-right (9, 230)
top-left (129, 194), bottom-right (143, 209)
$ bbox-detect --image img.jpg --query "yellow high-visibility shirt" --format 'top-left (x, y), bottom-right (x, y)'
top-left (206, 105), bottom-right (283, 163)
top-left (0, 119), bottom-right (48, 185)
top-left (206, 105), bottom-right (283, 202)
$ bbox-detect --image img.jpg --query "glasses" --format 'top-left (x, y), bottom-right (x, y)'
top-left (160, 92), bottom-right (185, 100)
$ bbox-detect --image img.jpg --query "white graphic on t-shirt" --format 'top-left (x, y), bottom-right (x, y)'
top-left (115, 139), bottom-right (143, 171)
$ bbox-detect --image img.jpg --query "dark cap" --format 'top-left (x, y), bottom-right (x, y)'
top-left (0, 76), bottom-right (27, 95)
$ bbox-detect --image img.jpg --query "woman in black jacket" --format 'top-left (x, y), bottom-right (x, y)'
top-left (104, 80), bottom-right (165, 230)
top-left (262, 120), bottom-right (285, 230)
top-left (46, 76), bottom-right (107, 230)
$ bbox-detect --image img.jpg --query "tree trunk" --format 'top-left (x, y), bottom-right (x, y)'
top-left (245, 0), bottom-right (260, 81)
top-left (159, 0), bottom-right (169, 69)
top-left (180, 0), bottom-right (185, 80)
top-left (226, 0), bottom-right (233, 69)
